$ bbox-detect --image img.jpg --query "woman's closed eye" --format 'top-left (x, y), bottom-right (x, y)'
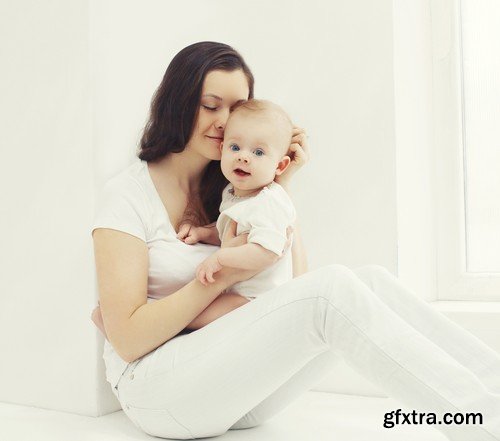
top-left (203, 104), bottom-right (242, 112)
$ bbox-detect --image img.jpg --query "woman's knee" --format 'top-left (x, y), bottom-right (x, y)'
top-left (315, 263), bottom-right (381, 304)
top-left (229, 412), bottom-right (263, 430)
top-left (318, 263), bottom-right (354, 277)
top-left (353, 264), bottom-right (392, 277)
top-left (229, 420), bottom-right (262, 430)
top-left (312, 264), bottom-right (361, 295)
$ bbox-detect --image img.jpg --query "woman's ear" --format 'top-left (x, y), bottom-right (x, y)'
top-left (275, 155), bottom-right (291, 176)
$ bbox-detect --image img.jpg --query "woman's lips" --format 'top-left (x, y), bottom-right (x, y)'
top-left (206, 136), bottom-right (223, 144)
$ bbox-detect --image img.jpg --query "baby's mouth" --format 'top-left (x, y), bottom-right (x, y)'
top-left (234, 168), bottom-right (251, 176)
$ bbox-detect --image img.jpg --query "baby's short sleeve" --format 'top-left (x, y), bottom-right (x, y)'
top-left (230, 185), bottom-right (296, 256)
top-left (91, 175), bottom-right (151, 242)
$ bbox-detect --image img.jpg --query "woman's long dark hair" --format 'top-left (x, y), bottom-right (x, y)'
top-left (138, 42), bottom-right (254, 228)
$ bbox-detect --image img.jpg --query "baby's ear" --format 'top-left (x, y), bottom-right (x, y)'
top-left (275, 155), bottom-right (291, 176)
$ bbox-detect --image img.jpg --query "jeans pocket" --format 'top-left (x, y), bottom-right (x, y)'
top-left (124, 404), bottom-right (194, 439)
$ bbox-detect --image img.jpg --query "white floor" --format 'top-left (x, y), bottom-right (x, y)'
top-left (1, 392), bottom-right (447, 441)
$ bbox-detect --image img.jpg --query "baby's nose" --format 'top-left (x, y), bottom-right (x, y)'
top-left (237, 154), bottom-right (250, 163)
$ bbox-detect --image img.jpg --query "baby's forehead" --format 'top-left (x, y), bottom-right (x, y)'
top-left (227, 119), bottom-right (290, 156)
top-left (228, 108), bottom-right (291, 134)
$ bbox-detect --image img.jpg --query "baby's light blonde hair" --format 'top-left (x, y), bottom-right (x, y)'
top-left (227, 99), bottom-right (293, 155)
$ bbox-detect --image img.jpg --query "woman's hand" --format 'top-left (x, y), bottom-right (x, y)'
top-left (177, 223), bottom-right (221, 245)
top-left (283, 225), bottom-right (294, 255)
top-left (91, 303), bottom-right (108, 340)
top-left (220, 220), bottom-right (248, 248)
top-left (275, 125), bottom-right (310, 188)
top-left (177, 223), bottom-right (198, 244)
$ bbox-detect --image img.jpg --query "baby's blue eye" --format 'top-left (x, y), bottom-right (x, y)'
top-left (254, 148), bottom-right (265, 156)
top-left (230, 144), bottom-right (240, 152)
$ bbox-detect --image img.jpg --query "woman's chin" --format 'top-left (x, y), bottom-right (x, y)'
top-left (203, 151), bottom-right (222, 161)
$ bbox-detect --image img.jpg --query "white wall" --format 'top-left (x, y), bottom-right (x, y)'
top-left (0, 0), bottom-right (97, 415)
top-left (1, 0), bottom-right (400, 416)
top-left (91, 0), bottom-right (398, 408)
top-left (393, 0), bottom-right (436, 302)
top-left (91, 0), bottom-right (398, 273)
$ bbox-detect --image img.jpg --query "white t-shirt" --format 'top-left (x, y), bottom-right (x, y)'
top-left (216, 182), bottom-right (296, 299)
top-left (91, 159), bottom-right (219, 389)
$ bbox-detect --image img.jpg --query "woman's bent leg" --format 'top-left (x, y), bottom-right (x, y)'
top-left (232, 264), bottom-right (500, 432)
top-left (117, 264), bottom-right (500, 441)
top-left (352, 264), bottom-right (500, 394)
top-left (229, 350), bottom-right (340, 430)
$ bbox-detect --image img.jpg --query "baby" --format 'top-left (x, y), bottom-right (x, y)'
top-left (182, 99), bottom-right (296, 300)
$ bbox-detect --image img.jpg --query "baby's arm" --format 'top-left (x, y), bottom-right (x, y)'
top-left (196, 243), bottom-right (279, 286)
top-left (217, 243), bottom-right (279, 270)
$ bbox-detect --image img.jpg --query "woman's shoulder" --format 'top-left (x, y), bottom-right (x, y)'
top-left (92, 160), bottom-right (153, 240)
top-left (99, 160), bottom-right (149, 200)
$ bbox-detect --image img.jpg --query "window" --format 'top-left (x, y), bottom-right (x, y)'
top-left (460, 0), bottom-right (500, 273)
top-left (432, 0), bottom-right (500, 300)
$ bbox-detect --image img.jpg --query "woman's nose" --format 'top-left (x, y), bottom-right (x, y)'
top-left (215, 108), bottom-right (230, 130)
top-left (215, 119), bottom-right (225, 130)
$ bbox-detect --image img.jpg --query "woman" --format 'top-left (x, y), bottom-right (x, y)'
top-left (91, 42), bottom-right (500, 440)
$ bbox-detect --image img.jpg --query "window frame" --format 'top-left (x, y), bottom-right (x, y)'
top-left (431, 0), bottom-right (500, 301)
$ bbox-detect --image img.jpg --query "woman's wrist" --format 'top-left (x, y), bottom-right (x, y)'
top-left (198, 224), bottom-right (221, 246)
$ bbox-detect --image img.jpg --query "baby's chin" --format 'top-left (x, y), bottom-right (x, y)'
top-left (230, 178), bottom-right (277, 192)
top-left (229, 180), bottom-right (259, 191)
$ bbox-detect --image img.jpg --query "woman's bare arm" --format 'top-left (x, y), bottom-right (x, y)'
top-left (93, 228), bottom-right (250, 363)
top-left (185, 292), bottom-right (250, 330)
top-left (278, 182), bottom-right (308, 278)
top-left (91, 292), bottom-right (249, 337)
top-left (274, 125), bottom-right (310, 278)
top-left (290, 221), bottom-right (308, 277)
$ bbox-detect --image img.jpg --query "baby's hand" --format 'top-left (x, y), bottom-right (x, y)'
top-left (177, 224), bottom-right (204, 245)
top-left (196, 252), bottom-right (223, 286)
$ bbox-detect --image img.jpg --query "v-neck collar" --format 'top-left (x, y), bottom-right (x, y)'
top-left (142, 160), bottom-right (177, 235)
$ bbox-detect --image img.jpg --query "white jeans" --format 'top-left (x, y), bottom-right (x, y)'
top-left (113, 264), bottom-right (500, 440)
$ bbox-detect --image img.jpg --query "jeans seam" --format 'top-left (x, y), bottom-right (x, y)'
top-left (124, 291), bottom-right (497, 440)
top-left (164, 407), bottom-right (195, 439)
top-left (316, 295), bottom-right (498, 440)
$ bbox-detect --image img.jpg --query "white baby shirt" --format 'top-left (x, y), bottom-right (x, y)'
top-left (216, 181), bottom-right (296, 300)
top-left (91, 160), bottom-right (219, 390)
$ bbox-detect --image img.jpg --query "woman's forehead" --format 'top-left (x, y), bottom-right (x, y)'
top-left (202, 70), bottom-right (249, 102)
